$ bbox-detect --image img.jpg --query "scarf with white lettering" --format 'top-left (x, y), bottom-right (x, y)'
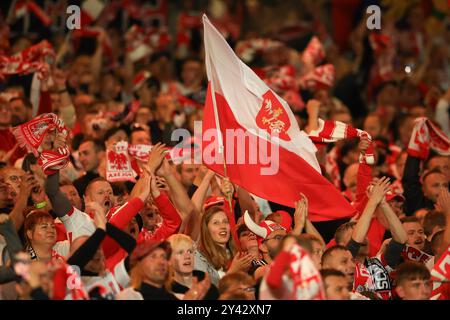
top-left (12, 113), bottom-right (70, 175)
top-left (353, 256), bottom-right (394, 300)
top-left (401, 245), bottom-right (433, 264)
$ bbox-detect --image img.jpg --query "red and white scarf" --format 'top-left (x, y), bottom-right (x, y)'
top-left (401, 245), bottom-right (433, 264)
top-left (106, 141), bottom-right (136, 183)
top-left (353, 256), bottom-right (395, 300)
top-left (13, 0), bottom-right (52, 27)
top-left (0, 39), bottom-right (54, 79)
top-left (299, 64), bottom-right (335, 92)
top-left (308, 119), bottom-right (375, 165)
top-left (302, 36), bottom-right (325, 70)
top-left (235, 38), bottom-right (283, 63)
top-left (125, 25), bottom-right (170, 62)
top-left (407, 117), bottom-right (450, 160)
top-left (288, 244), bottom-right (326, 300)
top-left (12, 113), bottom-right (70, 175)
top-left (430, 245), bottom-right (450, 300)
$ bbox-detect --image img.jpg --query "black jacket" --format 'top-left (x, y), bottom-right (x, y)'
top-left (402, 155), bottom-right (435, 216)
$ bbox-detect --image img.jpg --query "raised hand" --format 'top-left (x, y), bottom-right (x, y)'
top-left (0, 144), bottom-right (18, 163)
top-left (183, 273), bottom-right (211, 300)
top-left (305, 99), bottom-right (320, 119)
top-left (53, 131), bottom-right (67, 152)
top-left (155, 176), bottom-right (169, 192)
top-left (282, 236), bottom-right (298, 252)
top-left (220, 177), bottom-right (234, 198)
top-left (149, 172), bottom-right (161, 199)
top-left (86, 201), bottom-right (107, 230)
top-left (368, 176), bottom-right (391, 204)
top-left (293, 193), bottom-right (308, 232)
top-left (130, 170), bottom-right (151, 203)
top-left (146, 143), bottom-right (166, 174)
top-left (20, 173), bottom-right (39, 198)
top-left (228, 252), bottom-right (253, 273)
top-left (0, 213), bottom-right (9, 224)
top-left (155, 158), bottom-right (172, 178)
top-left (358, 134), bottom-right (371, 155)
top-left (437, 188), bottom-right (450, 216)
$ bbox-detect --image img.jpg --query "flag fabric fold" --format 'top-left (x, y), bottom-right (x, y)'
top-left (201, 15), bottom-right (356, 221)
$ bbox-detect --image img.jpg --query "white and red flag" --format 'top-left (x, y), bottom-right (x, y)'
top-left (201, 15), bottom-right (356, 222)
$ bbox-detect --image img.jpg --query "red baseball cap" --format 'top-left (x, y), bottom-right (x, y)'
top-left (130, 240), bottom-right (172, 269)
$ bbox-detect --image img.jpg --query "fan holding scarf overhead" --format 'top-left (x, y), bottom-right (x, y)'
top-left (12, 113), bottom-right (70, 175)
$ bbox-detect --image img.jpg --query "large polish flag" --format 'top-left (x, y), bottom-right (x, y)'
top-left (201, 15), bottom-right (356, 221)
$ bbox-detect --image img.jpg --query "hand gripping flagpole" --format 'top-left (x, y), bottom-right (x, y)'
top-left (203, 15), bottom-right (234, 217)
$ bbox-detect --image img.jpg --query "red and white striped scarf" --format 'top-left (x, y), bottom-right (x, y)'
top-left (308, 119), bottom-right (375, 164)
top-left (308, 119), bottom-right (374, 188)
top-left (407, 117), bottom-right (450, 160)
top-left (12, 113), bottom-right (70, 175)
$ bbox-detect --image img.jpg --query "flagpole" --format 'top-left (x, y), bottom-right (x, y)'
top-left (207, 54), bottom-right (234, 217)
top-left (203, 16), bottom-right (234, 220)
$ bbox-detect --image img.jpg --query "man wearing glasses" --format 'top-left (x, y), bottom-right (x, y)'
top-left (243, 212), bottom-right (287, 280)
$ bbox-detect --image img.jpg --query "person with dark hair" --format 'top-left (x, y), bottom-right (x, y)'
top-left (59, 181), bottom-right (83, 211)
top-left (320, 269), bottom-right (350, 300)
top-left (0, 97), bottom-right (26, 165)
top-left (425, 154), bottom-right (450, 182)
top-left (321, 245), bottom-right (355, 290)
top-left (9, 97), bottom-right (32, 126)
top-left (395, 261), bottom-right (432, 300)
top-left (401, 216), bottom-right (427, 252)
top-left (73, 138), bottom-right (106, 196)
top-left (175, 162), bottom-right (198, 191)
top-left (237, 224), bottom-right (267, 275)
top-left (218, 271), bottom-right (255, 300)
top-left (422, 210), bottom-right (446, 249)
top-left (402, 134), bottom-right (449, 215)
top-left (104, 125), bottom-right (130, 150)
top-left (148, 94), bottom-right (178, 146)
top-left (130, 126), bottom-right (152, 146)
top-left (110, 182), bottom-right (130, 207)
top-left (337, 138), bottom-right (360, 191)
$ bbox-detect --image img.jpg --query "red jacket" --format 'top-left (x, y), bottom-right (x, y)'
top-left (136, 192), bottom-right (182, 243)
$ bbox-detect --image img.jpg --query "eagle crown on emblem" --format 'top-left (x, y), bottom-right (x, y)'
top-left (261, 99), bottom-right (285, 133)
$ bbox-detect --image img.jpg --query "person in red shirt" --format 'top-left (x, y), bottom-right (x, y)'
top-left (0, 96), bottom-right (26, 165)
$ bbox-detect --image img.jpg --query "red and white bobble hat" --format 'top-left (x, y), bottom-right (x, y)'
top-left (243, 210), bottom-right (286, 245)
top-left (132, 70), bottom-right (151, 92)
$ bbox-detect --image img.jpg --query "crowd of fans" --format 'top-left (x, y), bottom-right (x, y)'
top-left (0, 0), bottom-right (449, 300)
